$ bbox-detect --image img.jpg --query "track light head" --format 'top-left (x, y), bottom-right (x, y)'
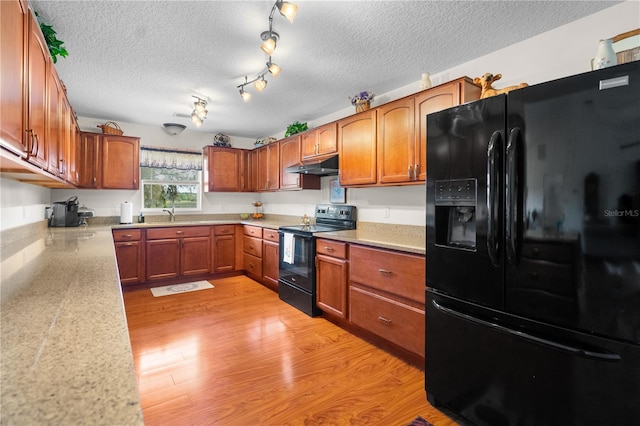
top-left (276, 1), bottom-right (298, 23)
top-left (260, 31), bottom-right (279, 55)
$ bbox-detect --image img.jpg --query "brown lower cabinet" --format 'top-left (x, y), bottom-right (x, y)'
top-left (113, 224), bottom-right (242, 286)
top-left (261, 228), bottom-right (280, 291)
top-left (145, 226), bottom-right (211, 281)
top-left (213, 225), bottom-right (235, 272)
top-left (316, 239), bottom-right (349, 319)
top-left (316, 241), bottom-right (426, 363)
top-left (242, 225), bottom-right (279, 291)
top-left (112, 229), bottom-right (145, 285)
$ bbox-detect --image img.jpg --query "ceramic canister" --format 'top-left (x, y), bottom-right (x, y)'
top-left (593, 39), bottom-right (617, 70)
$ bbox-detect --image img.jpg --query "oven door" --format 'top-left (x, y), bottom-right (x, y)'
top-left (278, 230), bottom-right (315, 293)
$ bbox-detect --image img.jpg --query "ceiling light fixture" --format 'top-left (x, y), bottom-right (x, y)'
top-left (191, 96), bottom-right (208, 127)
top-left (236, 1), bottom-right (298, 102)
top-left (163, 123), bottom-right (186, 136)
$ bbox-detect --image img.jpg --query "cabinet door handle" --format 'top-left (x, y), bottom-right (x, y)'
top-left (325, 247), bottom-right (334, 252)
top-left (123, 234), bottom-right (133, 238)
top-left (30, 132), bottom-right (40, 157)
top-left (414, 164), bottom-right (419, 179)
top-left (24, 129), bottom-right (32, 153)
top-left (378, 269), bottom-right (392, 275)
top-left (378, 316), bottom-right (392, 325)
top-left (407, 165), bottom-right (412, 179)
top-left (176, 231), bottom-right (184, 235)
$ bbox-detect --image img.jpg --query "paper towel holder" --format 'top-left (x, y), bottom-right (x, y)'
top-left (120, 201), bottom-right (133, 224)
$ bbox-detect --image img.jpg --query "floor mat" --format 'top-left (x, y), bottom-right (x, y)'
top-left (150, 280), bottom-right (214, 297)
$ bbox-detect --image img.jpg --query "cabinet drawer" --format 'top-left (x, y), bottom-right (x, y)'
top-left (262, 228), bottom-right (279, 243)
top-left (316, 239), bottom-right (347, 258)
top-left (146, 226), bottom-right (210, 240)
top-left (350, 286), bottom-right (425, 357)
top-left (243, 235), bottom-right (263, 258)
top-left (243, 253), bottom-right (263, 278)
top-left (214, 225), bottom-right (235, 236)
top-left (112, 229), bottom-right (142, 242)
top-left (244, 225), bottom-right (263, 238)
top-left (350, 245), bottom-right (425, 304)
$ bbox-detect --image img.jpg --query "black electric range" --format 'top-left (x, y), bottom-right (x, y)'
top-left (278, 204), bottom-right (356, 316)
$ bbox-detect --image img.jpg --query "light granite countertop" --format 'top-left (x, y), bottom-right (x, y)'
top-left (1, 225), bottom-right (144, 425)
top-left (112, 217), bottom-right (426, 254)
top-left (0, 217), bottom-right (424, 424)
top-left (316, 224), bottom-right (426, 255)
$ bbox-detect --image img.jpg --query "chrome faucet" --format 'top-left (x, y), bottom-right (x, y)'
top-left (163, 207), bottom-right (176, 222)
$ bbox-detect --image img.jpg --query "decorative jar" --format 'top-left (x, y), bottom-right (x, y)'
top-left (593, 39), bottom-right (617, 70)
top-left (354, 100), bottom-right (371, 113)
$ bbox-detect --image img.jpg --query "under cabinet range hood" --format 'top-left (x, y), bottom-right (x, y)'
top-left (285, 155), bottom-right (339, 176)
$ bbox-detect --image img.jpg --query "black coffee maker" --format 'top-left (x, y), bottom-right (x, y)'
top-left (50, 196), bottom-right (81, 227)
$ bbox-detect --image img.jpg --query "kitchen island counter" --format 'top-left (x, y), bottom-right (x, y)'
top-left (0, 225), bottom-right (144, 425)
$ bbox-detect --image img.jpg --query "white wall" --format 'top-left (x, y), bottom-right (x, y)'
top-left (2, 1), bottom-right (637, 230)
top-left (0, 178), bottom-right (51, 230)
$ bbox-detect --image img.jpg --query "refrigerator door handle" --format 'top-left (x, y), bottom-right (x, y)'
top-left (505, 127), bottom-right (523, 264)
top-left (431, 299), bottom-right (622, 362)
top-left (487, 131), bottom-right (502, 266)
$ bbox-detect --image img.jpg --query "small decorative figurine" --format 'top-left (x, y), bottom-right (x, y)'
top-left (419, 73), bottom-right (432, 90)
top-left (473, 73), bottom-right (528, 99)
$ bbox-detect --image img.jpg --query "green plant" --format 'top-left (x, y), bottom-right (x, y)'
top-left (35, 12), bottom-right (68, 63)
top-left (284, 121), bottom-right (308, 137)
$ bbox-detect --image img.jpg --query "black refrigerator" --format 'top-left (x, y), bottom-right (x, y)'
top-left (425, 62), bottom-right (640, 426)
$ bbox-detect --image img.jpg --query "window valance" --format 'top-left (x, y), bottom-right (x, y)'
top-left (140, 146), bottom-right (202, 171)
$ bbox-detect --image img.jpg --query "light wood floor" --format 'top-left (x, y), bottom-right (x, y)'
top-left (123, 275), bottom-right (458, 426)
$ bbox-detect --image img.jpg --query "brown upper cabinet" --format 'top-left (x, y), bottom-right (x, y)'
top-left (0, 1), bottom-right (77, 188)
top-left (301, 122), bottom-right (338, 161)
top-left (257, 143), bottom-right (280, 192)
top-left (246, 148), bottom-right (259, 192)
top-left (279, 135), bottom-right (321, 191)
top-left (377, 96), bottom-right (416, 184)
top-left (25, 7), bottom-right (49, 170)
top-left (78, 132), bottom-right (140, 189)
top-left (338, 109), bottom-right (378, 186)
top-left (0, 0), bottom-right (28, 156)
top-left (339, 77), bottom-right (480, 187)
top-left (203, 146), bottom-right (243, 192)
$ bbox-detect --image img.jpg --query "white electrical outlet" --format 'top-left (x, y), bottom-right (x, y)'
top-left (384, 206), bottom-right (390, 218)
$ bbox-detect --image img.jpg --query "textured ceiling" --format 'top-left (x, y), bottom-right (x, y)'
top-left (31, 0), bottom-right (618, 139)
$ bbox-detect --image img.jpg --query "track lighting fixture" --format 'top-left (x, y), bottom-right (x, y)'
top-left (191, 96), bottom-right (207, 127)
top-left (236, 0), bottom-right (298, 102)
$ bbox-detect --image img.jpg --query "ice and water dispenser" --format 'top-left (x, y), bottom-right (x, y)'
top-left (434, 178), bottom-right (477, 250)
